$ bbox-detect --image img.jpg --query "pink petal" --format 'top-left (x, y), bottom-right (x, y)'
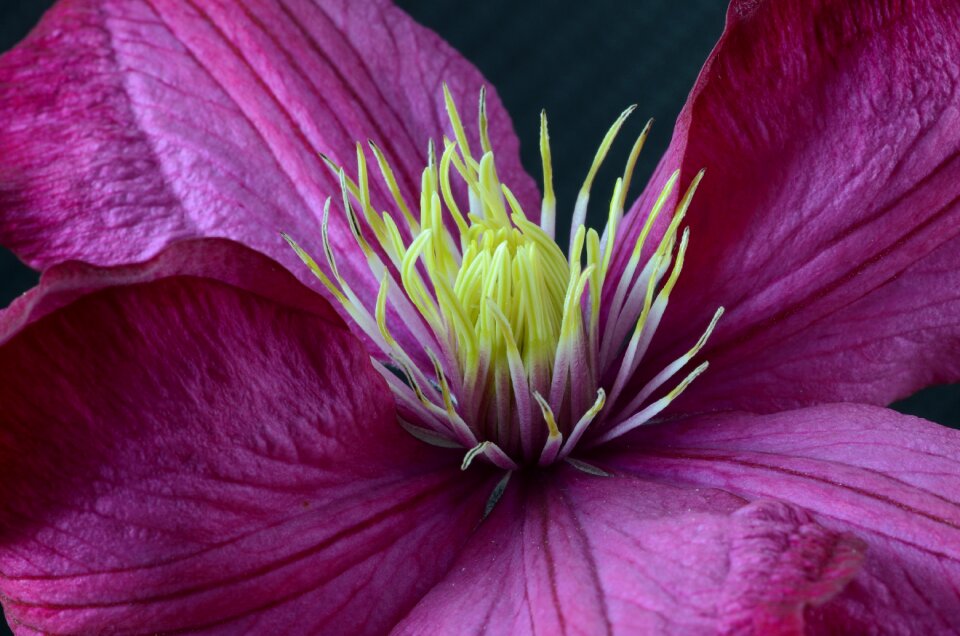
top-left (612, 0), bottom-right (960, 412)
top-left (0, 0), bottom-right (536, 283)
top-left (394, 470), bottom-right (863, 635)
top-left (0, 237), bottom-right (341, 346)
top-left (608, 404), bottom-right (960, 633)
top-left (0, 239), bottom-right (490, 633)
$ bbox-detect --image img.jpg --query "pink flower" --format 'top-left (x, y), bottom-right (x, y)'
top-left (2, 0), bottom-right (960, 633)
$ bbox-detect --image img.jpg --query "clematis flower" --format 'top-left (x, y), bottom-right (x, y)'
top-left (2, 0), bottom-right (960, 633)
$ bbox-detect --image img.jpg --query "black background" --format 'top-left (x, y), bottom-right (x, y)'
top-left (0, 1), bottom-right (958, 631)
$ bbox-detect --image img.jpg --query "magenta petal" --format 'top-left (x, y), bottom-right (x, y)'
top-left (394, 470), bottom-right (861, 635)
top-left (609, 404), bottom-right (960, 633)
top-left (0, 0), bottom-right (536, 280)
top-left (0, 237), bottom-right (342, 346)
top-left (614, 0), bottom-right (960, 412)
top-left (0, 241), bottom-right (489, 634)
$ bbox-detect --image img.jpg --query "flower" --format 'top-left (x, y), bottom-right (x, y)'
top-left (2, 0), bottom-right (960, 633)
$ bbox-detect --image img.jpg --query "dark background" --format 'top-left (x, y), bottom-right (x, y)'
top-left (0, 1), bottom-right (958, 630)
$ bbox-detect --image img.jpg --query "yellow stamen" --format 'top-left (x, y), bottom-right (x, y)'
top-left (539, 110), bottom-right (556, 239)
top-left (368, 140), bottom-right (420, 234)
top-left (285, 91), bottom-right (721, 468)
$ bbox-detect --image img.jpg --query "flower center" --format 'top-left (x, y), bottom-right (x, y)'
top-left (455, 218), bottom-right (567, 377)
top-left (284, 86), bottom-right (723, 471)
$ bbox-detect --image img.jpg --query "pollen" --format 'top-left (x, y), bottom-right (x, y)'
top-left (284, 86), bottom-right (722, 471)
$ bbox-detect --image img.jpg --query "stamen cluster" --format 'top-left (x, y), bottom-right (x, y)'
top-left (285, 86), bottom-right (722, 470)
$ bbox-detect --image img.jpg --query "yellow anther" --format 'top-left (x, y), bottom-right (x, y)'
top-left (368, 140), bottom-right (420, 234)
top-left (320, 199), bottom-right (345, 285)
top-left (339, 169), bottom-right (373, 259)
top-left (569, 105), bottom-right (637, 252)
top-left (660, 227), bottom-right (690, 300)
top-left (282, 232), bottom-right (346, 305)
top-left (284, 90), bottom-right (720, 468)
top-left (501, 184), bottom-right (529, 224)
top-left (478, 86), bottom-right (493, 155)
top-left (443, 83), bottom-right (476, 176)
top-left (632, 171), bottom-right (679, 261)
top-left (478, 153), bottom-right (509, 224)
top-left (560, 265), bottom-right (595, 340)
top-left (619, 119), bottom-right (652, 209)
top-left (375, 273), bottom-right (395, 347)
top-left (586, 228), bottom-right (603, 327)
top-left (443, 136), bottom-right (482, 200)
top-left (633, 249), bottom-right (668, 338)
top-left (533, 391), bottom-right (561, 439)
top-left (400, 230), bottom-right (443, 330)
top-left (601, 178), bottom-right (624, 278)
top-left (583, 105), bottom-right (637, 197)
top-left (354, 144), bottom-right (381, 237)
top-left (427, 349), bottom-right (460, 417)
top-left (380, 213), bottom-right (409, 264)
top-left (561, 387), bottom-right (607, 458)
top-left (438, 141), bottom-right (470, 236)
top-left (539, 110), bottom-right (556, 239)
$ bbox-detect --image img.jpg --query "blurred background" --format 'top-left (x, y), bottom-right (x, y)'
top-left (0, 0), bottom-right (958, 630)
